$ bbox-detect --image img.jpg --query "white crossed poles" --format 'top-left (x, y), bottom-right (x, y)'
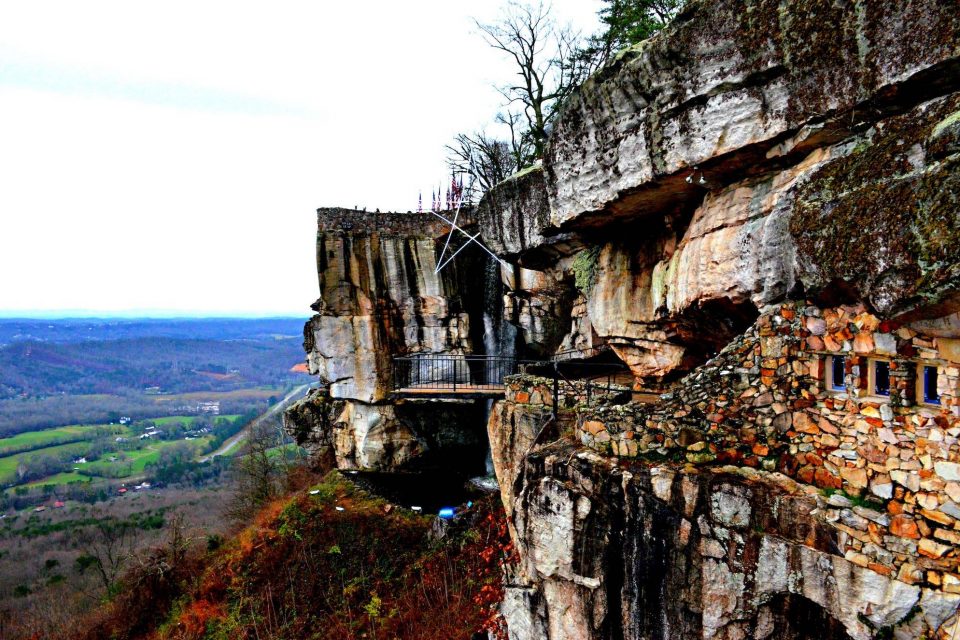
top-left (430, 170), bottom-right (509, 273)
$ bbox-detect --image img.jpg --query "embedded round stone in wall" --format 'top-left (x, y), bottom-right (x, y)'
top-left (805, 316), bottom-right (827, 336)
top-left (773, 412), bottom-right (793, 433)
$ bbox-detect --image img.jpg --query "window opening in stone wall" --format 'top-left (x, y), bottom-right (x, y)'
top-left (921, 364), bottom-right (941, 405)
top-left (871, 359), bottom-right (891, 397)
top-left (828, 356), bottom-right (845, 392)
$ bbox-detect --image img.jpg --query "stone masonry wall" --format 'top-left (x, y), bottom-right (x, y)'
top-left (316, 207), bottom-right (475, 237)
top-left (565, 302), bottom-right (960, 590)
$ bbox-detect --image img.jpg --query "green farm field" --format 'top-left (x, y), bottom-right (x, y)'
top-left (152, 414), bottom-right (240, 426)
top-left (22, 471), bottom-right (92, 489)
top-left (0, 413), bottom-right (249, 488)
top-left (0, 424), bottom-right (122, 457)
top-left (0, 442), bottom-right (90, 484)
top-left (80, 437), bottom-right (216, 479)
top-left (153, 388), bottom-right (283, 405)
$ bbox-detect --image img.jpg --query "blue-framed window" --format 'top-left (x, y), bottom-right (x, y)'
top-left (873, 360), bottom-right (891, 397)
top-left (922, 365), bottom-right (941, 405)
top-left (830, 356), bottom-right (846, 391)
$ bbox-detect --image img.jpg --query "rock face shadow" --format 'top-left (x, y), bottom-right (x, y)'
top-left (754, 594), bottom-right (854, 640)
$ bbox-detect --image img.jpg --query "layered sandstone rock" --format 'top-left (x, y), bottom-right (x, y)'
top-left (792, 93), bottom-right (960, 320)
top-left (307, 208), bottom-right (480, 403)
top-left (475, 166), bottom-right (553, 261)
top-left (504, 265), bottom-right (578, 358)
top-left (477, 1), bottom-right (960, 638)
top-left (475, 0), bottom-right (960, 383)
top-left (289, 209), bottom-right (490, 470)
top-left (545, 0), bottom-right (960, 230)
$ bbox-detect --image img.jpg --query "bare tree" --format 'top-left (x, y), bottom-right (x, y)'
top-left (76, 519), bottom-right (140, 591)
top-left (227, 422), bottom-right (281, 522)
top-left (476, 1), bottom-right (588, 159)
top-left (497, 110), bottom-right (534, 170)
top-left (446, 110), bottom-right (537, 200)
top-left (447, 131), bottom-right (514, 196)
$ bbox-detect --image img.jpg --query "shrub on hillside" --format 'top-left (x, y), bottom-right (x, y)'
top-left (62, 469), bottom-right (514, 640)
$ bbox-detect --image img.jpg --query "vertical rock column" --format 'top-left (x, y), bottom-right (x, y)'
top-left (296, 208), bottom-right (482, 470)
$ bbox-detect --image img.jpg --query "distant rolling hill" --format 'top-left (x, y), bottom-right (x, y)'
top-left (0, 337), bottom-right (307, 398)
top-left (0, 318), bottom-right (312, 436)
top-left (0, 317), bottom-right (308, 346)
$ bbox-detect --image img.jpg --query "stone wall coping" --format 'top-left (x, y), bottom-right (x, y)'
top-left (316, 207), bottom-right (477, 236)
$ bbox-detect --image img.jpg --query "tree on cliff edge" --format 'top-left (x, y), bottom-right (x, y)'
top-left (448, 0), bottom-right (683, 197)
top-left (475, 1), bottom-right (589, 160)
top-left (579, 0), bottom-right (686, 68)
top-left (446, 111), bottom-right (535, 195)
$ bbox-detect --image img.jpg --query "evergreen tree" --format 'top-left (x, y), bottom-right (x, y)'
top-left (581, 0), bottom-right (686, 69)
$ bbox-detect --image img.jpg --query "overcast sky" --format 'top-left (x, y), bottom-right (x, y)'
top-left (0, 1), bottom-right (600, 317)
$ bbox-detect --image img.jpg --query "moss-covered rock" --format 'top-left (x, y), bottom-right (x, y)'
top-left (791, 93), bottom-right (960, 318)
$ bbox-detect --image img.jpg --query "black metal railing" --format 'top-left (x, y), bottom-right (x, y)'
top-left (392, 354), bottom-right (521, 392)
top-left (520, 359), bottom-right (633, 418)
top-left (391, 347), bottom-right (635, 417)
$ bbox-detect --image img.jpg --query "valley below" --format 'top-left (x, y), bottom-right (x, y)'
top-left (0, 318), bottom-right (312, 637)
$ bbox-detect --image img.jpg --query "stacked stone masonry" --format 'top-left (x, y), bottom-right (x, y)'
top-left (560, 302), bottom-right (960, 589)
top-left (316, 207), bottom-right (475, 237)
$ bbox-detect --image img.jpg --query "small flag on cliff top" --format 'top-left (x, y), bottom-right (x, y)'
top-left (430, 169), bottom-right (508, 273)
top-left (452, 175), bottom-right (463, 205)
top-left (417, 192), bottom-right (422, 213)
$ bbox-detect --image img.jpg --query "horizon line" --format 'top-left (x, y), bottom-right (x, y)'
top-left (0, 309), bottom-right (312, 320)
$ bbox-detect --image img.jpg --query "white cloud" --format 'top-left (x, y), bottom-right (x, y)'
top-left (0, 0), bottom-right (600, 316)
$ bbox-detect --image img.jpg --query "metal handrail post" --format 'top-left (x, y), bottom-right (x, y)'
top-left (552, 362), bottom-right (559, 421)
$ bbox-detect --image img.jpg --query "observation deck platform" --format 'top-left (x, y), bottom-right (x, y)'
top-left (391, 354), bottom-right (513, 399)
top-left (390, 349), bottom-right (637, 408)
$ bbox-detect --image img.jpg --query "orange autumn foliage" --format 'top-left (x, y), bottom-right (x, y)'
top-left (63, 469), bottom-right (515, 640)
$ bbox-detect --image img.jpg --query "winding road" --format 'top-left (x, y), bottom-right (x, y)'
top-left (199, 383), bottom-right (312, 462)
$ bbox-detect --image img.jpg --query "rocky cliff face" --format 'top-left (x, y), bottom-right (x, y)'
top-left (288, 0), bottom-right (960, 636)
top-left (475, 0), bottom-right (960, 638)
top-left (478, 0), bottom-right (960, 387)
top-left (288, 208), bottom-right (493, 471)
top-left (286, 207), bottom-right (591, 471)
top-left (306, 208), bottom-right (481, 403)
top-left (500, 443), bottom-right (960, 640)
top-left (545, 0), bottom-right (959, 232)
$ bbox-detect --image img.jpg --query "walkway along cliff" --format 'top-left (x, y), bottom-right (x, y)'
top-left (285, 0), bottom-right (960, 637)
